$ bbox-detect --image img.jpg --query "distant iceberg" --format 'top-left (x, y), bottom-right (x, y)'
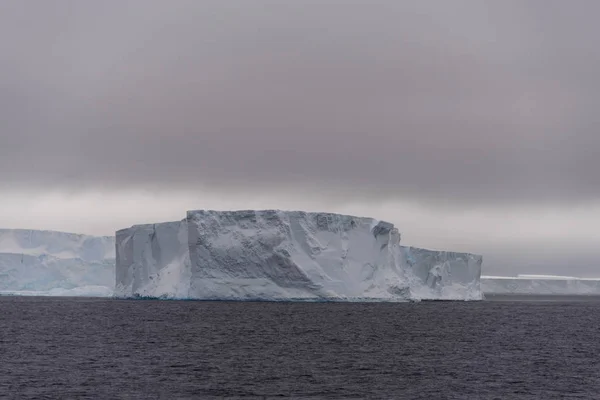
top-left (481, 274), bottom-right (600, 295)
top-left (0, 229), bottom-right (115, 296)
top-left (115, 210), bottom-right (483, 301)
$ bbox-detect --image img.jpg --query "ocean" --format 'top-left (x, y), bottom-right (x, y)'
top-left (1, 296), bottom-right (599, 399)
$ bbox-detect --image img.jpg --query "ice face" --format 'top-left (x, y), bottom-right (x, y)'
top-left (481, 275), bottom-right (600, 295)
top-left (186, 210), bottom-right (405, 300)
top-left (401, 246), bottom-right (483, 300)
top-left (115, 210), bottom-right (483, 301)
top-left (0, 229), bottom-right (115, 295)
top-left (115, 220), bottom-right (191, 298)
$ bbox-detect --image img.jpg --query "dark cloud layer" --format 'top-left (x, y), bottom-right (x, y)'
top-left (2, 1), bottom-right (600, 206)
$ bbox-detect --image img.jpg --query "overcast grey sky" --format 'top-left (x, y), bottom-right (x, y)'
top-left (1, 0), bottom-right (599, 276)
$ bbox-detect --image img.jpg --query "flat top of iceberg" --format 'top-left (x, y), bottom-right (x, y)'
top-left (118, 210), bottom-right (393, 234)
top-left (0, 228), bottom-right (111, 240)
top-left (482, 274), bottom-right (600, 281)
top-left (116, 218), bottom-right (186, 234)
top-left (186, 209), bottom-right (386, 222)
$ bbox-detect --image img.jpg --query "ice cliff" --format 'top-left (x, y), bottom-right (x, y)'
top-left (481, 275), bottom-right (600, 295)
top-left (115, 220), bottom-right (191, 299)
top-left (115, 210), bottom-right (483, 301)
top-left (0, 229), bottom-right (115, 296)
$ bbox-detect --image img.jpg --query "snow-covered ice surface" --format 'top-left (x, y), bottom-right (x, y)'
top-left (115, 210), bottom-right (483, 301)
top-left (0, 229), bottom-right (115, 296)
top-left (481, 275), bottom-right (600, 295)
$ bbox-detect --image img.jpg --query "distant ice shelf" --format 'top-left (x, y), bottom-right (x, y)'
top-left (115, 210), bottom-right (483, 301)
top-left (481, 275), bottom-right (600, 295)
top-left (0, 229), bottom-right (115, 296)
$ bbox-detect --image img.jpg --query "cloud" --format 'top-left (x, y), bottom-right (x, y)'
top-left (1, 1), bottom-right (600, 207)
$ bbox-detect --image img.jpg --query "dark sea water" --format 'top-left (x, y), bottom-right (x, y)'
top-left (1, 297), bottom-right (600, 399)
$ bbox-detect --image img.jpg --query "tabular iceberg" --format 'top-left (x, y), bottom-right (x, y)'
top-left (481, 275), bottom-right (600, 295)
top-left (115, 210), bottom-right (483, 301)
top-left (0, 229), bottom-right (115, 296)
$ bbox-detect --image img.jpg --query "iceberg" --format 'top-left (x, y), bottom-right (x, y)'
top-left (481, 275), bottom-right (600, 295)
top-left (115, 210), bottom-right (483, 301)
top-left (0, 229), bottom-right (115, 296)
top-left (0, 229), bottom-right (114, 261)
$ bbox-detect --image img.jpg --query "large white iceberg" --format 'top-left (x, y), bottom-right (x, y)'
top-left (481, 275), bottom-right (600, 295)
top-left (115, 210), bottom-right (483, 301)
top-left (0, 229), bottom-right (115, 296)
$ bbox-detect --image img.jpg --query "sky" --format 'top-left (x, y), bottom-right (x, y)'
top-left (1, 0), bottom-right (600, 276)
